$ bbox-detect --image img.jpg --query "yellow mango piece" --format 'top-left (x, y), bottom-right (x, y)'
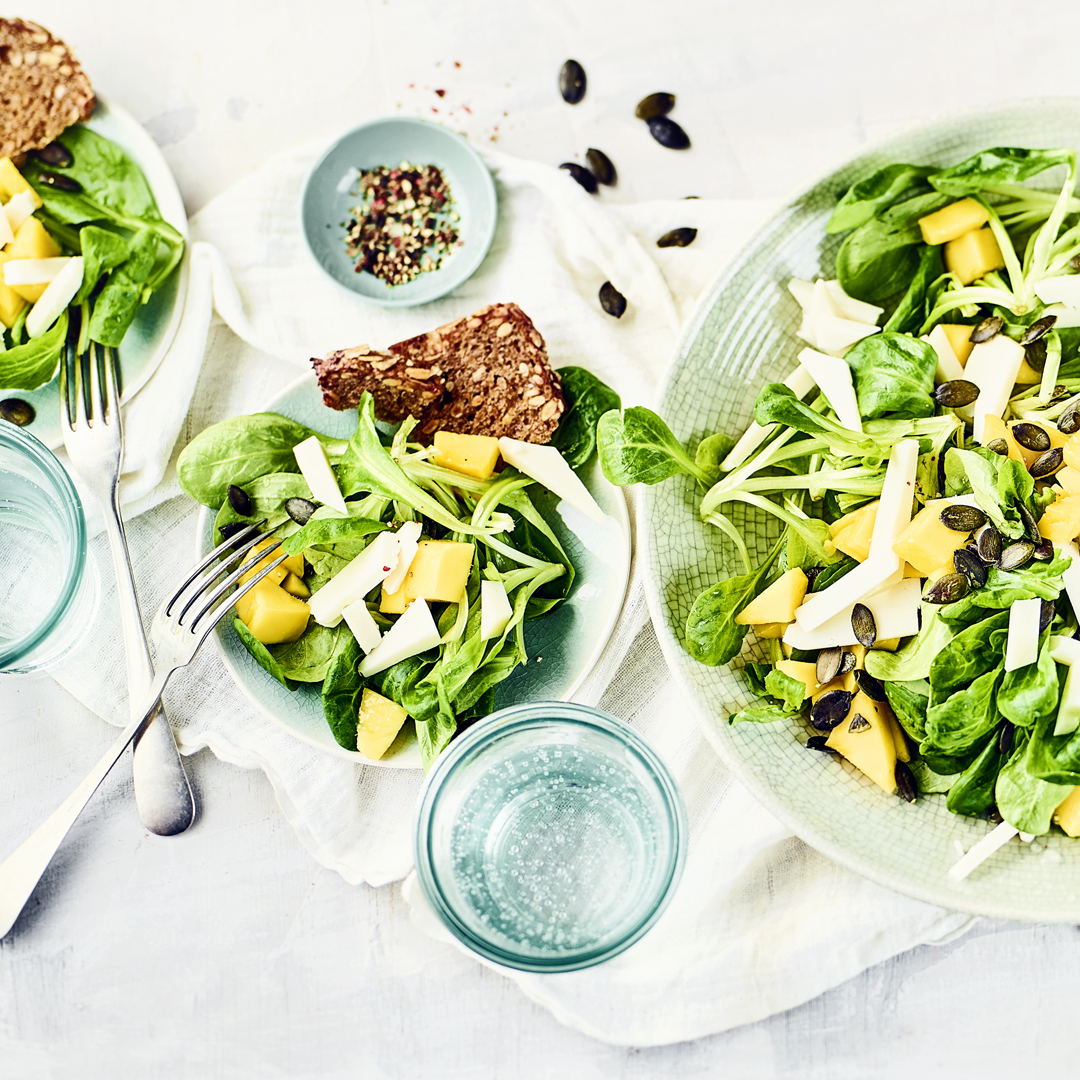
top-left (238, 578), bottom-right (310, 644)
top-left (849, 644), bottom-right (868, 670)
top-left (0, 251), bottom-right (28, 328)
top-left (919, 198), bottom-right (991, 246)
top-left (980, 414), bottom-right (1025, 463)
top-left (776, 659), bottom-right (819, 699)
top-left (0, 158), bottom-right (41, 206)
top-left (238, 536), bottom-right (304, 588)
top-left (826, 690), bottom-right (899, 793)
top-left (1054, 787), bottom-right (1080, 837)
top-left (828, 501), bottom-right (878, 562)
top-left (944, 227), bottom-right (1005, 286)
top-left (893, 499), bottom-right (972, 576)
top-left (1055, 465), bottom-right (1080, 495)
top-left (356, 687), bottom-right (409, 760)
top-left (400, 539), bottom-right (474, 603)
top-left (1007, 420), bottom-right (1067, 469)
top-left (432, 431), bottom-right (501, 480)
top-left (735, 568), bottom-right (808, 625)
top-left (1063, 435), bottom-right (1080, 473)
top-left (873, 636), bottom-right (902, 652)
top-left (281, 572), bottom-right (310, 599)
top-left (380, 580), bottom-right (408, 614)
top-left (813, 669), bottom-right (857, 701)
top-left (753, 622), bottom-right (789, 639)
top-left (1015, 358), bottom-right (1043, 386)
top-left (940, 324), bottom-right (975, 366)
top-left (902, 562), bottom-right (923, 578)
top-left (886, 712), bottom-right (911, 763)
top-left (6, 217), bottom-right (62, 301)
top-left (1038, 495), bottom-right (1080, 543)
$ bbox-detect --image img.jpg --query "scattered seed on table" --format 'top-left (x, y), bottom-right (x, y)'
top-left (560, 162), bottom-right (598, 193)
top-left (559, 59), bottom-right (586, 103)
top-left (585, 148), bottom-right (617, 186)
top-left (647, 115), bottom-right (690, 149)
top-left (657, 227), bottom-right (697, 248)
top-left (635, 92), bottom-right (675, 120)
top-left (0, 398), bottom-right (34, 426)
top-left (599, 281), bottom-right (627, 318)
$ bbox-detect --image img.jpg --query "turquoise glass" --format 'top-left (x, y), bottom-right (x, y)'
top-left (414, 703), bottom-right (687, 972)
top-left (0, 422), bottom-right (97, 673)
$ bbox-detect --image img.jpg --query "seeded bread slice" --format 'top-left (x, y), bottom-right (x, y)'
top-left (0, 19), bottom-right (95, 165)
top-left (313, 344), bottom-right (444, 422)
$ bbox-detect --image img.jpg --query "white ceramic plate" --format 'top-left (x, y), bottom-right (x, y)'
top-left (0, 95), bottom-right (188, 448)
top-left (196, 373), bottom-right (631, 769)
top-left (645, 99), bottom-right (1080, 922)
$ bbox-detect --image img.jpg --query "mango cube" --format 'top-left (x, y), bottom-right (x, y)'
top-left (1056, 465), bottom-right (1080, 495)
top-left (1015, 357), bottom-right (1043, 386)
top-left (944, 226), bottom-right (1005, 286)
top-left (940, 324), bottom-right (975, 366)
top-left (1063, 435), bottom-right (1080, 473)
top-left (236, 578), bottom-right (310, 644)
top-left (0, 251), bottom-right (28, 328)
top-left (776, 659), bottom-right (819, 699)
top-left (238, 536), bottom-right (304, 588)
top-left (753, 622), bottom-right (789, 639)
top-left (1038, 495), bottom-right (1080, 543)
top-left (826, 690), bottom-right (899, 793)
top-left (873, 636), bottom-right (902, 652)
top-left (0, 158), bottom-right (41, 206)
top-left (432, 431), bottom-right (501, 479)
top-left (918, 198), bottom-right (991, 246)
top-left (735, 568), bottom-right (808, 625)
top-left (828, 500), bottom-right (878, 562)
top-left (893, 499), bottom-right (973, 576)
top-left (6, 217), bottom-right (62, 301)
top-left (380, 580), bottom-right (408, 614)
top-left (281, 572), bottom-right (310, 599)
top-left (356, 687), bottom-right (409, 760)
top-left (980, 414), bottom-right (1025, 463)
top-left (1054, 787), bottom-right (1080, 837)
top-left (381, 540), bottom-right (473, 612)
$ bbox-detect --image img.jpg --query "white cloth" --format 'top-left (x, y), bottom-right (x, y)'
top-left (46, 144), bottom-right (974, 1044)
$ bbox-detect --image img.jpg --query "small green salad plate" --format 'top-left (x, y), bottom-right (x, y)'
top-left (195, 374), bottom-right (630, 769)
top-left (646, 99), bottom-right (1080, 922)
top-left (300, 117), bottom-right (497, 308)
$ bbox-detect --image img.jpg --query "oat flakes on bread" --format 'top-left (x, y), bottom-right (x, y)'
top-left (0, 18), bottom-right (95, 165)
top-left (311, 302), bottom-right (566, 444)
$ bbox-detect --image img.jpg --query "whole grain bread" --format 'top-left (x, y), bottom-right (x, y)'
top-left (311, 303), bottom-right (566, 444)
top-left (0, 19), bottom-right (95, 165)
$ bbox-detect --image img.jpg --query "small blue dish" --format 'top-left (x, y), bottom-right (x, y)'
top-left (300, 117), bottom-right (498, 307)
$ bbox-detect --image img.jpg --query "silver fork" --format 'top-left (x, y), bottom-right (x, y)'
top-left (0, 523), bottom-right (288, 938)
top-left (60, 340), bottom-right (195, 836)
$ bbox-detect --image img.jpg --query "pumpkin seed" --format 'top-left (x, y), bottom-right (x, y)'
top-left (970, 316), bottom-right (1004, 344)
top-left (953, 547), bottom-right (988, 589)
top-left (34, 140), bottom-right (73, 167)
top-left (560, 162), bottom-right (598, 193)
top-left (657, 227), bottom-right (697, 248)
top-left (939, 504), bottom-right (986, 532)
top-left (1021, 314), bottom-right (1057, 345)
top-left (559, 59), bottom-right (586, 104)
top-left (851, 602), bottom-right (876, 647)
top-left (1041, 599), bottom-right (1056, 632)
top-left (976, 523), bottom-right (1002, 564)
top-left (1030, 446), bottom-right (1064, 478)
top-left (933, 379), bottom-right (980, 408)
top-left (810, 689), bottom-right (853, 731)
top-left (999, 540), bottom-right (1036, 570)
top-left (1024, 338), bottom-right (1047, 371)
top-left (1033, 539), bottom-right (1054, 562)
top-left (804, 566), bottom-right (825, 590)
top-left (806, 735), bottom-right (834, 752)
top-left (854, 669), bottom-right (888, 702)
top-left (985, 438), bottom-right (1009, 456)
top-left (36, 171), bottom-right (80, 192)
top-left (1058, 399), bottom-right (1080, 435)
top-left (227, 484), bottom-right (252, 516)
top-left (997, 720), bottom-right (1014, 756)
top-left (647, 115), bottom-right (691, 149)
top-left (838, 649), bottom-right (857, 676)
top-left (635, 92), bottom-right (675, 120)
top-left (284, 497), bottom-right (318, 526)
top-left (0, 398), bottom-right (34, 426)
top-left (848, 713), bottom-right (871, 733)
top-left (218, 521), bottom-right (249, 546)
top-left (924, 573), bottom-right (970, 604)
top-left (585, 148), bottom-right (616, 186)
top-left (599, 281), bottom-right (627, 318)
top-left (816, 646), bottom-right (842, 686)
top-left (1016, 500), bottom-right (1041, 542)
top-left (1011, 422), bottom-right (1052, 452)
top-left (895, 761), bottom-right (918, 803)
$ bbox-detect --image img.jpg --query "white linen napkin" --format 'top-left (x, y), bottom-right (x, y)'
top-left (45, 143), bottom-right (974, 1044)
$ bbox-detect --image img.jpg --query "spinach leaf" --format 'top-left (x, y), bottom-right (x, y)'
top-left (282, 516), bottom-right (387, 556)
top-left (0, 309), bottom-right (67, 390)
top-left (744, 662), bottom-right (771, 696)
top-left (909, 758), bottom-right (960, 795)
top-left (827, 163), bottom-right (933, 234)
top-left (213, 472), bottom-right (314, 538)
top-left (695, 431), bottom-right (736, 476)
top-left (551, 366), bottom-right (621, 469)
top-left (178, 412), bottom-right (348, 508)
top-left (995, 727), bottom-right (1074, 834)
top-left (809, 555), bottom-right (858, 591)
top-left (929, 610), bottom-right (1010, 699)
top-left (373, 654), bottom-right (439, 722)
top-left (765, 668), bottom-right (806, 711)
top-left (596, 406), bottom-right (713, 486)
top-left (942, 447), bottom-right (1034, 540)
top-left (997, 633), bottom-right (1059, 725)
top-left (74, 225), bottom-right (130, 306)
top-left (231, 617), bottom-right (298, 690)
top-left (267, 622), bottom-right (349, 683)
top-left (928, 147), bottom-right (1074, 196)
top-left (883, 245), bottom-right (943, 335)
top-left (321, 633), bottom-right (365, 750)
top-left (924, 667), bottom-right (1003, 758)
top-left (1026, 708), bottom-right (1080, 785)
top-left (843, 332), bottom-right (937, 419)
top-left (416, 712), bottom-right (459, 770)
top-left (882, 679), bottom-right (930, 742)
top-left (946, 734), bottom-right (1002, 817)
top-left (87, 227), bottom-right (158, 347)
top-left (865, 609), bottom-right (956, 681)
top-left (730, 703), bottom-right (797, 724)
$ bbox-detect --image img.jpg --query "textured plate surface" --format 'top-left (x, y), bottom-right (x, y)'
top-left (645, 99), bottom-right (1080, 922)
top-left (0, 95), bottom-right (189, 449)
top-left (197, 374), bottom-right (630, 769)
top-left (300, 117), bottom-right (497, 307)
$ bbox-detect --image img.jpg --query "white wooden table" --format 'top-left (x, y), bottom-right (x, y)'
top-left (5, 0), bottom-right (1080, 1073)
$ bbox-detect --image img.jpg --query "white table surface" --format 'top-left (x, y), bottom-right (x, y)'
top-left (6, 0), bottom-right (1080, 1075)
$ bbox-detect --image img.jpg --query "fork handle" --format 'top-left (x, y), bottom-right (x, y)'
top-left (0, 671), bottom-right (171, 940)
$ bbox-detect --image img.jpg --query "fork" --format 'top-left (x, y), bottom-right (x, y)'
top-left (0, 522), bottom-right (288, 938)
top-left (60, 340), bottom-right (195, 836)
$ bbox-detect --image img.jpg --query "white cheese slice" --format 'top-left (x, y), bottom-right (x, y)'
top-left (359, 599), bottom-right (441, 677)
top-left (787, 277), bottom-right (814, 309)
top-left (1048, 634), bottom-right (1080, 665)
top-left (796, 279), bottom-right (842, 348)
top-left (782, 575), bottom-right (920, 651)
top-left (480, 579), bottom-right (513, 641)
top-left (3, 190), bottom-right (36, 235)
top-left (923, 325), bottom-right (966, 385)
top-left (1004, 596), bottom-right (1042, 672)
top-left (25, 256), bottom-right (83, 339)
top-left (1054, 541), bottom-right (1080, 621)
top-left (1056, 665), bottom-right (1080, 736)
top-left (292, 435), bottom-right (348, 515)
top-left (342, 599), bottom-right (382, 654)
top-left (961, 336), bottom-right (1026, 442)
top-left (307, 531), bottom-right (401, 627)
top-left (788, 278), bottom-right (883, 326)
top-left (1039, 302), bottom-right (1080, 329)
top-left (719, 364), bottom-right (816, 471)
top-left (2, 256), bottom-right (70, 286)
top-left (1034, 276), bottom-right (1080, 308)
top-left (948, 820), bottom-right (1019, 880)
top-left (1053, 466), bottom-right (1080, 494)
top-left (797, 347), bottom-right (863, 432)
top-left (381, 520), bottom-right (422, 596)
top-left (497, 437), bottom-right (604, 524)
top-left (0, 202), bottom-right (13, 247)
top-left (813, 315), bottom-right (880, 357)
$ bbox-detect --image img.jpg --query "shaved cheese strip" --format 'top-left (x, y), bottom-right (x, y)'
top-left (3, 190), bottom-right (36, 235)
top-left (1056, 665), bottom-right (1080, 737)
top-left (718, 365), bottom-right (817, 472)
top-left (25, 256), bottom-right (83, 339)
top-left (948, 821), bottom-right (1019, 881)
top-left (1034, 276), bottom-right (1080, 308)
top-left (1054, 541), bottom-right (1080, 618)
top-left (1004, 597), bottom-right (1042, 672)
top-left (961, 336), bottom-right (1026, 442)
top-left (797, 279), bottom-right (842, 349)
top-left (923, 325), bottom-right (965, 384)
top-left (814, 315), bottom-right (879, 357)
top-left (359, 599), bottom-right (441, 677)
top-left (782, 575), bottom-right (919, 651)
top-left (342, 599), bottom-right (382, 654)
top-left (293, 435), bottom-right (348, 515)
top-left (788, 278), bottom-right (883, 327)
top-left (0, 202), bottom-right (12, 246)
top-left (2, 256), bottom-right (71, 286)
top-left (797, 347), bottom-right (863, 432)
top-left (307, 531), bottom-right (401, 627)
top-left (381, 520), bottom-right (422, 595)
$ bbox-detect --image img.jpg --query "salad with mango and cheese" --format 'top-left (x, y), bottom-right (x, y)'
top-left (596, 144), bottom-right (1080, 877)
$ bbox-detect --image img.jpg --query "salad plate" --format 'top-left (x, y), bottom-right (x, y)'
top-left (644, 98), bottom-right (1080, 922)
top-left (0, 94), bottom-right (188, 450)
top-left (195, 373), bottom-right (631, 769)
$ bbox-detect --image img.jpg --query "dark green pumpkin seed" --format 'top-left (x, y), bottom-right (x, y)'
top-left (806, 735), bottom-right (833, 752)
top-left (585, 148), bottom-right (617, 186)
top-left (635, 92), bottom-right (675, 120)
top-left (1021, 314), bottom-right (1058, 345)
top-left (854, 669), bottom-right (888, 702)
top-left (976, 524), bottom-right (1002, 564)
top-left (1016, 500), bottom-right (1041, 542)
top-left (851, 603), bottom-right (876, 647)
top-left (1030, 447), bottom-right (1064, 478)
top-left (969, 316), bottom-right (1004, 344)
top-left (36, 171), bottom-right (80, 192)
top-left (1011, 422), bottom-right (1052, 452)
top-left (1033, 540), bottom-right (1054, 563)
top-left (657, 227), bottom-right (697, 248)
top-left (933, 379), bottom-right (980, 408)
top-left (34, 141), bottom-right (73, 167)
top-left (559, 59), bottom-right (586, 104)
top-left (895, 761), bottom-right (918, 803)
top-left (218, 521), bottom-right (249, 545)
top-left (804, 566), bottom-right (825, 590)
top-left (227, 484), bottom-right (252, 516)
top-left (284, 497), bottom-right (318, 526)
top-left (1040, 599), bottom-right (1056, 631)
top-left (848, 713), bottom-right (871, 733)
top-left (985, 438), bottom-right (1009, 456)
top-left (816, 646), bottom-right (842, 685)
top-left (0, 398), bottom-right (35, 426)
top-left (1024, 337), bottom-right (1047, 371)
top-left (838, 649), bottom-right (857, 676)
top-left (599, 281), bottom-right (627, 318)
top-left (924, 573), bottom-right (970, 604)
top-left (997, 720), bottom-right (1014, 756)
top-left (560, 162), bottom-right (598, 193)
top-left (810, 690), bottom-right (853, 731)
top-left (1058, 399), bottom-right (1080, 434)
top-left (940, 504), bottom-right (986, 532)
top-left (953, 547), bottom-right (988, 589)
top-left (647, 115), bottom-right (690, 149)
top-left (999, 540), bottom-right (1036, 570)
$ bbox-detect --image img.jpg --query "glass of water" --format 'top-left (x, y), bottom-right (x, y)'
top-left (414, 702), bottom-right (687, 972)
top-left (0, 422), bottom-right (97, 673)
